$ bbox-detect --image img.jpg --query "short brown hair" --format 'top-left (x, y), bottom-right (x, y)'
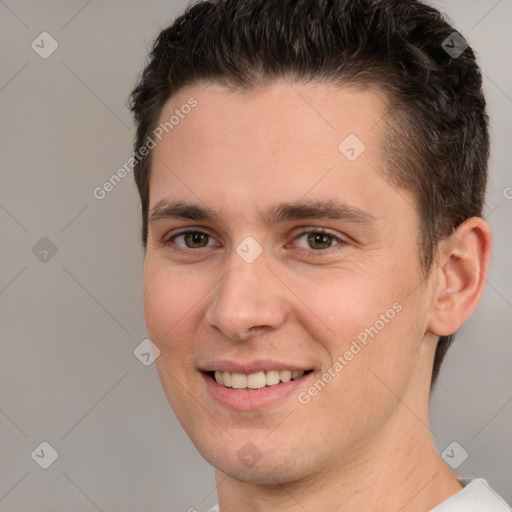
top-left (129, 0), bottom-right (490, 385)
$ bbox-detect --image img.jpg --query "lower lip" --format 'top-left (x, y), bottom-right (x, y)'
top-left (202, 372), bottom-right (312, 411)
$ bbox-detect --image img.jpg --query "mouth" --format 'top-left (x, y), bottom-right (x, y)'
top-left (204, 369), bottom-right (314, 390)
top-left (200, 360), bottom-right (316, 410)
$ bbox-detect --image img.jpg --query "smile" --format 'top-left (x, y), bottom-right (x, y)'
top-left (210, 370), bottom-right (311, 390)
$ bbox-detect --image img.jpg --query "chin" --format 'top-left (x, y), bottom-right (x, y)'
top-left (189, 429), bottom-right (320, 486)
top-left (207, 453), bottom-right (308, 485)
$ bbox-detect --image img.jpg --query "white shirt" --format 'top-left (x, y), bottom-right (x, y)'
top-left (206, 478), bottom-right (510, 511)
top-left (430, 478), bottom-right (510, 511)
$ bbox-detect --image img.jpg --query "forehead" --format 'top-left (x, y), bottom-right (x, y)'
top-left (154, 80), bottom-right (388, 159)
top-left (148, 81), bottom-right (404, 222)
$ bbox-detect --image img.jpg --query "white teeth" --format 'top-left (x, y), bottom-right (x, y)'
top-left (280, 370), bottom-right (292, 382)
top-left (265, 370), bottom-right (280, 386)
top-left (231, 373), bottom-right (248, 389)
top-left (247, 371), bottom-right (266, 389)
top-left (212, 369), bottom-right (306, 389)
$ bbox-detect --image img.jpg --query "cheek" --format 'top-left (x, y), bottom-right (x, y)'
top-left (142, 260), bottom-right (206, 352)
top-left (142, 260), bottom-right (208, 422)
top-left (289, 269), bottom-right (390, 347)
top-left (291, 266), bottom-right (422, 390)
top-left (293, 282), bottom-right (422, 438)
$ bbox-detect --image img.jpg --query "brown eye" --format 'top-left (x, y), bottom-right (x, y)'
top-left (306, 232), bottom-right (334, 250)
top-left (170, 231), bottom-right (215, 249)
top-left (293, 230), bottom-right (342, 251)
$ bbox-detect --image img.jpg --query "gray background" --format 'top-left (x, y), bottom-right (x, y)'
top-left (0, 1), bottom-right (510, 510)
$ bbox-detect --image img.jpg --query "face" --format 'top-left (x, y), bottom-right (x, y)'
top-left (143, 81), bottom-right (435, 484)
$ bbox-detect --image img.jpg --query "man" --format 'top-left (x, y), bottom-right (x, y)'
top-left (129, 0), bottom-right (510, 510)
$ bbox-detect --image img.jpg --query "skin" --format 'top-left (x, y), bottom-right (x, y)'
top-left (142, 81), bottom-right (492, 511)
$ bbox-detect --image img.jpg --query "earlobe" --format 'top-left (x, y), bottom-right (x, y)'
top-left (427, 217), bottom-right (492, 337)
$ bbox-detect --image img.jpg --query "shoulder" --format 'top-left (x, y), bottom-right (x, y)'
top-left (430, 478), bottom-right (510, 511)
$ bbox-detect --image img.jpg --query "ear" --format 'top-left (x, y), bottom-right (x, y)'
top-left (427, 217), bottom-right (492, 337)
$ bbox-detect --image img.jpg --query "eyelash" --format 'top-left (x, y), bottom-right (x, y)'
top-left (163, 228), bottom-right (347, 255)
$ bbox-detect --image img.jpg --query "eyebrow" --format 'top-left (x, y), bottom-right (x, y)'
top-left (148, 199), bottom-right (376, 227)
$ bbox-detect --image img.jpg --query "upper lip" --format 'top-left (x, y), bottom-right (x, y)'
top-left (200, 359), bottom-right (314, 374)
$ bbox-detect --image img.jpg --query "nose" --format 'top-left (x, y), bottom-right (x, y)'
top-left (204, 250), bottom-right (288, 341)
